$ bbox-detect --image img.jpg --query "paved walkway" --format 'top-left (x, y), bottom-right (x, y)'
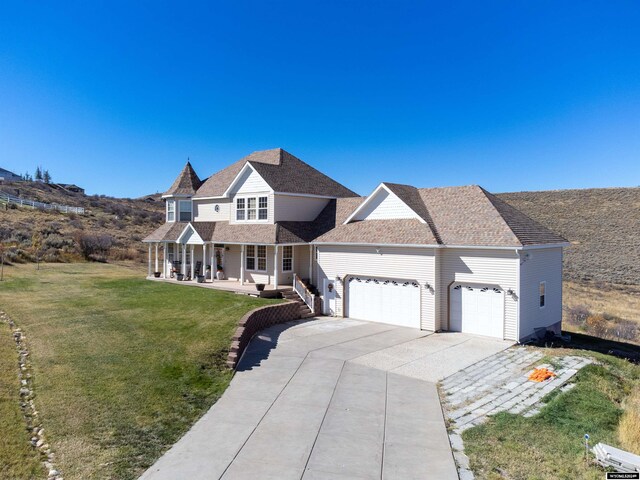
top-left (141, 318), bottom-right (512, 480)
top-left (440, 347), bottom-right (593, 480)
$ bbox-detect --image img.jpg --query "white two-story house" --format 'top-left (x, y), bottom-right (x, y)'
top-left (144, 148), bottom-right (569, 343)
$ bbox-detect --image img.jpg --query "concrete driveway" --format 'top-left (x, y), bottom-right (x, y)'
top-left (141, 318), bottom-right (512, 480)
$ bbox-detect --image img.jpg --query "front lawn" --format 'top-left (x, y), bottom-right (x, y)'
top-left (0, 319), bottom-right (45, 479)
top-left (463, 351), bottom-right (640, 479)
top-left (0, 263), bottom-right (280, 479)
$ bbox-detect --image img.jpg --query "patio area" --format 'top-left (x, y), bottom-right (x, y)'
top-left (146, 275), bottom-right (293, 297)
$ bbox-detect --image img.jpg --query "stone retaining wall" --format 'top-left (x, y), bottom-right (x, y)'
top-left (227, 300), bottom-right (301, 369)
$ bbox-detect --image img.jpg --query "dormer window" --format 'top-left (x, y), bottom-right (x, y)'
top-left (236, 196), bottom-right (268, 222)
top-left (167, 200), bottom-right (175, 222)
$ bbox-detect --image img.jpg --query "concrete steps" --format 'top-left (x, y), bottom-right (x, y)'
top-left (282, 290), bottom-right (314, 319)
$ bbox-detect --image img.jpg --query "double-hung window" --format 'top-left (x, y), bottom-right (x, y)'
top-left (245, 245), bottom-right (267, 271)
top-left (179, 200), bottom-right (192, 221)
top-left (167, 200), bottom-right (175, 222)
top-left (246, 245), bottom-right (255, 270)
top-left (257, 246), bottom-right (266, 271)
top-left (258, 196), bottom-right (268, 220)
top-left (282, 246), bottom-right (293, 271)
top-left (235, 196), bottom-right (268, 222)
top-left (236, 198), bottom-right (245, 220)
top-left (247, 198), bottom-right (257, 220)
top-left (539, 282), bottom-right (546, 308)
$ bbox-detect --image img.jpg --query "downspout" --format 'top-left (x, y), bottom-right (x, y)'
top-left (515, 248), bottom-right (521, 343)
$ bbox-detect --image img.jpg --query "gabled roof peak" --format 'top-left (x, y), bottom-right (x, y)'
top-left (164, 161), bottom-right (202, 197)
top-left (194, 148), bottom-right (357, 198)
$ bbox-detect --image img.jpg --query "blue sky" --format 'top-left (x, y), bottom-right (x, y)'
top-left (1, 1), bottom-right (639, 197)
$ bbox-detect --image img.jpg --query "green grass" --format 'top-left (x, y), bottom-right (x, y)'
top-left (463, 352), bottom-right (640, 479)
top-left (0, 263), bottom-right (280, 479)
top-left (0, 321), bottom-right (45, 480)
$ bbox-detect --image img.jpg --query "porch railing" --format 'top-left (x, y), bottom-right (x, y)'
top-left (293, 273), bottom-right (315, 313)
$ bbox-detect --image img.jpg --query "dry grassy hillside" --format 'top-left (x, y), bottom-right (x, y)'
top-left (498, 187), bottom-right (640, 286)
top-left (0, 181), bottom-right (164, 263)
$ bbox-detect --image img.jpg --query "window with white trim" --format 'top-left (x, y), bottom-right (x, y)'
top-left (282, 246), bottom-right (292, 271)
top-left (167, 200), bottom-right (175, 222)
top-left (236, 198), bottom-right (245, 220)
top-left (245, 245), bottom-right (255, 270)
top-left (257, 245), bottom-right (266, 271)
top-left (539, 281), bottom-right (546, 308)
top-left (235, 196), bottom-right (268, 222)
top-left (179, 200), bottom-right (192, 222)
top-left (258, 196), bottom-right (268, 220)
top-left (247, 197), bottom-right (257, 220)
top-left (245, 245), bottom-right (267, 271)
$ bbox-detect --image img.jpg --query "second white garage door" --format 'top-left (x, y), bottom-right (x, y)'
top-left (346, 276), bottom-right (421, 328)
top-left (450, 284), bottom-right (505, 338)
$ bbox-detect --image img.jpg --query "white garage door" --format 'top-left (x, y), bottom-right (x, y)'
top-left (346, 276), bottom-right (421, 328)
top-left (450, 284), bottom-right (504, 338)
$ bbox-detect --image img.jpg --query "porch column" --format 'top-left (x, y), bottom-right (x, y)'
top-left (190, 245), bottom-right (195, 279)
top-left (147, 244), bottom-right (152, 277)
top-left (240, 244), bottom-right (245, 285)
top-left (211, 246), bottom-right (215, 281)
top-left (274, 245), bottom-right (279, 289)
top-left (154, 243), bottom-right (159, 273)
top-left (309, 244), bottom-right (313, 283)
top-left (203, 243), bottom-right (207, 281)
top-left (181, 243), bottom-right (186, 275)
top-left (162, 243), bottom-right (167, 278)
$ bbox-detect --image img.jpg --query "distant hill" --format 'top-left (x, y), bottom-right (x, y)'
top-left (498, 187), bottom-right (640, 285)
top-left (0, 181), bottom-right (164, 263)
top-left (2, 181), bottom-right (638, 285)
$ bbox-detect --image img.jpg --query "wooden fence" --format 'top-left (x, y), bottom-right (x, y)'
top-left (0, 191), bottom-right (85, 214)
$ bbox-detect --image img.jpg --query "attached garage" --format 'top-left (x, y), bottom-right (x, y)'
top-left (346, 276), bottom-right (421, 328)
top-left (450, 284), bottom-right (505, 339)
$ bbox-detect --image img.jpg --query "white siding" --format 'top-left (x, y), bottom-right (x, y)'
top-left (224, 244), bottom-right (274, 285)
top-left (352, 189), bottom-right (418, 221)
top-left (438, 248), bottom-right (519, 341)
top-left (315, 245), bottom-right (437, 331)
top-left (519, 247), bottom-right (563, 341)
top-left (274, 195), bottom-right (330, 222)
top-left (230, 167), bottom-right (272, 194)
top-left (223, 244), bottom-right (242, 281)
top-left (293, 244), bottom-right (312, 283)
top-left (192, 199), bottom-right (230, 222)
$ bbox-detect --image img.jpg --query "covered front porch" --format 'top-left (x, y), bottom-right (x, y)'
top-left (145, 240), bottom-right (314, 290)
top-left (145, 274), bottom-right (293, 297)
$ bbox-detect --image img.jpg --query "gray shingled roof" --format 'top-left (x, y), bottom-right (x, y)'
top-left (314, 184), bottom-right (567, 247)
top-left (143, 222), bottom-right (188, 242)
top-left (164, 162), bottom-right (202, 196)
top-left (193, 148), bottom-right (357, 199)
top-left (313, 219), bottom-right (438, 245)
top-left (145, 220), bottom-right (319, 245)
top-left (481, 188), bottom-right (569, 246)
